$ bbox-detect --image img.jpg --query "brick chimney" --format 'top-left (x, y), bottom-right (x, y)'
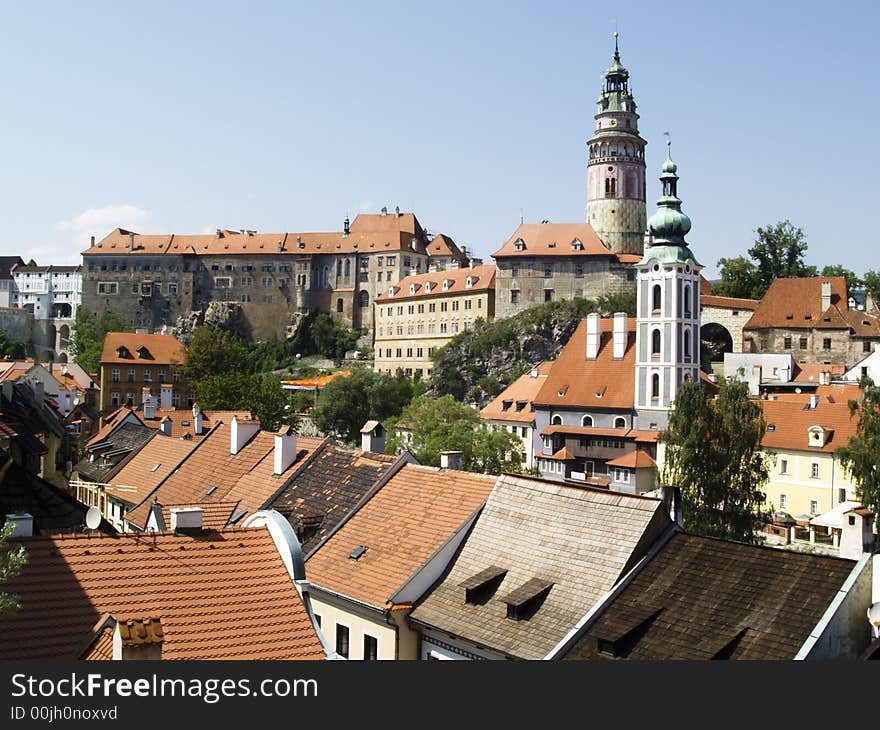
top-left (159, 384), bottom-right (172, 409)
top-left (440, 451), bottom-right (463, 470)
top-left (273, 427), bottom-right (298, 475)
top-left (586, 313), bottom-right (600, 360)
top-left (230, 415), bottom-right (259, 455)
top-left (128, 232), bottom-right (135, 252)
top-left (612, 312), bottom-right (626, 360)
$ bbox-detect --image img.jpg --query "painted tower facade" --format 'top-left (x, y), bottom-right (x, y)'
top-left (634, 141), bottom-right (702, 429)
top-left (586, 34), bottom-right (647, 256)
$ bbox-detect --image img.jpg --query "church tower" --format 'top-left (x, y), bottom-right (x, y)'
top-left (634, 139), bottom-right (702, 429)
top-left (586, 33), bottom-right (647, 256)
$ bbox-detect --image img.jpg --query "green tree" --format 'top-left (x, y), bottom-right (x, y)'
top-left (183, 327), bottom-right (250, 383)
top-left (748, 220), bottom-right (817, 292)
top-left (862, 270), bottom-right (880, 305)
top-left (660, 377), bottom-right (771, 544)
top-left (311, 369), bottom-right (415, 444)
top-left (0, 331), bottom-right (26, 359)
top-left (596, 291), bottom-right (637, 317)
top-left (192, 372), bottom-right (298, 431)
top-left (310, 313), bottom-right (360, 361)
top-left (385, 395), bottom-right (524, 474)
top-left (820, 265), bottom-right (862, 293)
top-left (70, 307), bottom-right (130, 373)
top-left (0, 520), bottom-right (28, 616)
top-left (714, 255), bottom-right (762, 299)
top-left (835, 378), bottom-right (880, 521)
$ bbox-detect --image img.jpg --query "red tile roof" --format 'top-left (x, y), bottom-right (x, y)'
top-left (1, 527), bottom-right (325, 660)
top-left (606, 451), bottom-right (657, 469)
top-left (700, 294), bottom-right (759, 310)
top-left (792, 362), bottom-right (847, 382)
top-left (759, 400), bottom-right (858, 453)
top-left (109, 434), bottom-right (199, 506)
top-left (101, 333), bottom-right (186, 367)
top-left (376, 264), bottom-right (496, 302)
top-left (306, 464), bottom-right (496, 608)
top-left (479, 362), bottom-right (552, 424)
top-left (491, 223), bottom-right (614, 259)
top-left (534, 318), bottom-right (636, 410)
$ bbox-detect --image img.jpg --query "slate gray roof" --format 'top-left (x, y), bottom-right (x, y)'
top-left (409, 475), bottom-right (672, 659)
top-left (560, 532), bottom-right (859, 660)
top-left (74, 423), bottom-right (155, 483)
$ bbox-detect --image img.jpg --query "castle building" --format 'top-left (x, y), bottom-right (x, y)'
top-left (530, 145), bottom-right (701, 483)
top-left (80, 210), bottom-right (463, 341)
top-left (11, 264), bottom-right (82, 362)
top-left (586, 32), bottom-right (647, 256)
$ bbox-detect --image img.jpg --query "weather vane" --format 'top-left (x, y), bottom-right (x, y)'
top-left (664, 131), bottom-right (672, 157)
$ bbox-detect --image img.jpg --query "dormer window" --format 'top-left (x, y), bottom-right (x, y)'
top-left (502, 399), bottom-right (513, 412)
top-left (502, 578), bottom-right (553, 621)
top-left (409, 284), bottom-right (416, 294)
top-left (571, 238), bottom-right (583, 251)
top-left (442, 279), bottom-right (450, 291)
top-left (514, 238), bottom-right (526, 252)
top-left (459, 566), bottom-right (507, 605)
top-left (388, 287), bottom-right (395, 297)
top-left (137, 346), bottom-right (152, 360)
top-left (466, 276), bottom-right (473, 288)
top-left (116, 346), bottom-right (131, 359)
top-left (808, 426), bottom-right (827, 448)
top-left (424, 282), bottom-right (432, 293)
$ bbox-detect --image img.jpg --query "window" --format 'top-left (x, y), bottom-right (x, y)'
top-left (335, 625), bottom-right (350, 659)
top-left (111, 368), bottom-right (120, 382)
top-left (574, 264), bottom-right (584, 278)
top-left (779, 494), bottom-right (788, 509)
top-left (510, 290), bottom-right (520, 304)
top-left (544, 266), bottom-right (552, 278)
top-left (440, 302), bottom-right (448, 312)
top-left (551, 414), bottom-right (562, 426)
top-left (172, 372), bottom-right (181, 383)
top-left (651, 373), bottom-right (660, 400)
top-left (683, 329), bottom-right (692, 360)
top-left (386, 256), bottom-right (396, 266)
top-left (214, 277), bottom-right (231, 288)
top-left (651, 329), bottom-right (661, 357)
top-left (363, 634), bottom-right (378, 661)
top-left (864, 341), bottom-right (872, 353)
top-left (110, 392), bottom-right (120, 406)
top-left (168, 283), bottom-right (178, 295)
top-left (780, 459), bottom-right (789, 475)
top-left (451, 301), bottom-right (459, 311)
top-left (158, 370), bottom-right (165, 383)
top-left (783, 337), bottom-right (792, 350)
top-left (799, 337), bottom-right (808, 349)
top-left (262, 276), bottom-right (274, 287)
top-left (127, 369), bottom-right (135, 382)
top-left (811, 463), bottom-right (820, 479)
top-left (810, 500), bottom-right (819, 515)
top-left (614, 417), bottom-right (626, 429)
top-left (822, 338), bottom-right (831, 350)
top-left (544, 289), bottom-right (553, 302)
top-left (838, 488), bottom-right (847, 504)
top-left (652, 284), bottom-right (661, 313)
top-left (125, 392), bottom-right (135, 406)
top-left (142, 369), bottom-right (151, 382)
top-left (97, 282), bottom-right (118, 295)
top-left (417, 304), bottom-right (424, 313)
top-left (336, 298), bottom-right (344, 313)
top-left (581, 415), bottom-right (593, 427)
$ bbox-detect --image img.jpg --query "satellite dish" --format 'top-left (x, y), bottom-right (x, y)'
top-left (85, 506), bottom-right (102, 530)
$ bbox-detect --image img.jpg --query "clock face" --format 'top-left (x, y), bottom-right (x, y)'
top-left (610, 119), bottom-right (618, 126)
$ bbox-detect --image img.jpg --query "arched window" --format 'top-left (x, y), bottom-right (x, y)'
top-left (359, 290), bottom-right (370, 308)
top-left (344, 259), bottom-right (351, 278)
top-left (581, 415), bottom-right (593, 428)
top-left (652, 329), bottom-right (661, 357)
top-left (684, 329), bottom-right (692, 359)
top-left (336, 298), bottom-right (344, 313)
top-left (336, 260), bottom-right (342, 277)
top-left (604, 178), bottom-right (617, 198)
top-left (651, 373), bottom-right (660, 400)
top-left (652, 284), bottom-right (661, 313)
top-left (683, 284), bottom-right (691, 316)
top-left (614, 416), bottom-right (626, 429)
top-left (551, 414), bottom-right (563, 426)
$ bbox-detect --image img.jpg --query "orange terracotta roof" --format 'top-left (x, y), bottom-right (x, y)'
top-left (101, 333), bottom-right (186, 366)
top-left (766, 384), bottom-right (863, 405)
top-left (792, 362), bottom-right (847, 382)
top-left (700, 276), bottom-right (714, 295)
top-left (118, 617), bottom-right (164, 647)
top-left (376, 264), bottom-right (496, 302)
top-left (479, 362), bottom-right (552, 424)
top-left (80, 626), bottom-right (114, 660)
top-left (281, 372), bottom-right (351, 389)
top-left (306, 464), bottom-right (496, 608)
top-left (700, 294), bottom-right (759, 310)
top-left (605, 451), bottom-right (657, 469)
top-left (542, 425), bottom-right (634, 438)
top-left (759, 400), bottom-right (858, 453)
top-left (158, 502), bottom-right (240, 530)
top-left (427, 234), bottom-right (464, 258)
top-left (491, 223), bottom-right (613, 258)
top-left (1, 527), bottom-right (325, 660)
top-left (744, 277), bottom-right (880, 335)
top-left (109, 435), bottom-right (200, 506)
top-left (125, 423), bottom-right (324, 528)
top-left (139, 408), bottom-right (252, 439)
top-left (545, 447), bottom-right (576, 461)
top-left (534, 318), bottom-right (636, 410)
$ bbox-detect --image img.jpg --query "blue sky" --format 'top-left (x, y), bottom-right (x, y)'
top-left (0, 1), bottom-right (877, 279)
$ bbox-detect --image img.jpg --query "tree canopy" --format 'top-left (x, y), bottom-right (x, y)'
top-left (715, 220), bottom-right (816, 299)
top-left (660, 377), bottom-right (771, 544)
top-left (0, 520), bottom-right (27, 617)
top-left (69, 307), bottom-right (130, 373)
top-left (311, 368), bottom-right (417, 445)
top-left (192, 372), bottom-right (298, 432)
top-left (835, 378), bottom-right (880, 521)
top-left (385, 395), bottom-right (524, 474)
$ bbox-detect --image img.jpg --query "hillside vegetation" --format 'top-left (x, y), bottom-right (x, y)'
top-left (428, 292), bottom-right (635, 407)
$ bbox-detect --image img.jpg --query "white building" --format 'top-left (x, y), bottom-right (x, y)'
top-left (11, 265), bottom-right (82, 362)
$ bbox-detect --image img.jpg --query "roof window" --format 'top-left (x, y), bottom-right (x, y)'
top-left (502, 578), bottom-right (553, 621)
top-left (514, 238), bottom-right (526, 252)
top-left (502, 399), bottom-right (513, 412)
top-left (349, 546), bottom-right (368, 561)
top-left (459, 566), bottom-right (507, 605)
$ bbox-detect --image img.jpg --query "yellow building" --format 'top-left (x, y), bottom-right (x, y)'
top-left (373, 264), bottom-right (495, 378)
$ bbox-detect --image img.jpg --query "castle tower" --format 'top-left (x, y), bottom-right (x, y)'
top-left (586, 33), bottom-right (647, 256)
top-left (634, 138), bottom-right (702, 429)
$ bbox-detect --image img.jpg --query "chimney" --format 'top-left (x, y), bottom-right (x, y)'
top-left (160, 384), bottom-right (172, 409)
top-left (5, 512), bottom-right (33, 537)
top-left (612, 312), bottom-right (626, 359)
top-left (143, 395), bottom-right (157, 420)
top-left (750, 365), bottom-right (762, 397)
top-left (90, 235), bottom-right (95, 246)
top-left (230, 415), bottom-right (259, 455)
top-left (395, 205), bottom-right (401, 217)
top-left (660, 487), bottom-right (682, 527)
top-left (839, 508), bottom-right (875, 560)
top-left (192, 402), bottom-right (203, 435)
top-left (380, 206), bottom-right (388, 216)
top-left (159, 416), bottom-right (172, 436)
top-left (343, 217), bottom-right (350, 236)
top-left (141, 387), bottom-right (151, 406)
top-left (819, 370), bottom-right (830, 386)
top-left (360, 421), bottom-right (386, 453)
top-left (273, 427), bottom-right (298, 475)
top-left (215, 228), bottom-right (222, 239)
top-left (586, 313), bottom-right (600, 360)
top-left (33, 379), bottom-right (44, 403)
top-left (170, 506), bottom-right (203, 532)
top-left (114, 618), bottom-right (164, 661)
top-left (440, 451), bottom-right (463, 470)
top-left (821, 281), bottom-right (832, 311)
top-left (809, 394), bottom-right (819, 409)
top-left (128, 232), bottom-right (135, 252)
